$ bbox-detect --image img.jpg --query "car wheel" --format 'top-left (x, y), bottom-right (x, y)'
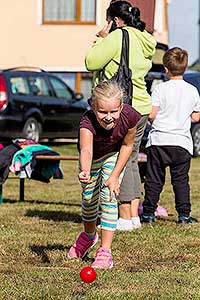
top-left (23, 117), bottom-right (42, 142)
top-left (192, 124), bottom-right (200, 157)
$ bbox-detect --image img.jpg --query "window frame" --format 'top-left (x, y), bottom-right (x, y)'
top-left (42, 0), bottom-right (97, 25)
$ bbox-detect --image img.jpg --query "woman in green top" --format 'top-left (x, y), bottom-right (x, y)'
top-left (85, 1), bottom-right (156, 231)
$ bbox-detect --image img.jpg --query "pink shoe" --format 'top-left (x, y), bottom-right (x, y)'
top-left (92, 247), bottom-right (113, 269)
top-left (68, 232), bottom-right (98, 259)
top-left (155, 205), bottom-right (168, 217)
top-left (138, 203), bottom-right (168, 217)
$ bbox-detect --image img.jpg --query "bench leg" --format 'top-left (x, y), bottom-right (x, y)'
top-left (19, 178), bottom-right (25, 201)
top-left (0, 184), bottom-right (3, 204)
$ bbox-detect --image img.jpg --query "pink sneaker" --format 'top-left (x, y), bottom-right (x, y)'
top-left (92, 247), bottom-right (113, 269)
top-left (155, 205), bottom-right (168, 217)
top-left (138, 203), bottom-right (168, 217)
top-left (68, 232), bottom-right (98, 259)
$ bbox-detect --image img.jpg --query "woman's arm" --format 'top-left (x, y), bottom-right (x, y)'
top-left (96, 21), bottom-right (113, 38)
top-left (85, 29), bottom-right (121, 71)
top-left (78, 128), bottom-right (93, 183)
top-left (105, 126), bottom-right (136, 199)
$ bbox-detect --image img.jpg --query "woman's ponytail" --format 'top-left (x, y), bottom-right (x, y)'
top-left (130, 7), bottom-right (146, 32)
top-left (107, 1), bottom-right (146, 32)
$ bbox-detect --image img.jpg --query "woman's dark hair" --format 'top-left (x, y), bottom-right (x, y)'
top-left (107, 1), bottom-right (146, 32)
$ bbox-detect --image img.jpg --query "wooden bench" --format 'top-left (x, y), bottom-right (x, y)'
top-left (0, 153), bottom-right (147, 203)
top-left (0, 155), bottom-right (79, 203)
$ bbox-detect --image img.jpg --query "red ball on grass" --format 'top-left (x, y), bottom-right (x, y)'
top-left (80, 266), bottom-right (97, 283)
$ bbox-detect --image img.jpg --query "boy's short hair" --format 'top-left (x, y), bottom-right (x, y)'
top-left (163, 47), bottom-right (188, 76)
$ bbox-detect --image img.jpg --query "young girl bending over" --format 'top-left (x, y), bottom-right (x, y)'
top-left (68, 81), bottom-right (141, 269)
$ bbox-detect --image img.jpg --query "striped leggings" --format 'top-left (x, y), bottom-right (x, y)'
top-left (81, 152), bottom-right (124, 231)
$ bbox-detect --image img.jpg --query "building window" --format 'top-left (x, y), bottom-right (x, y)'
top-left (43, 0), bottom-right (96, 24)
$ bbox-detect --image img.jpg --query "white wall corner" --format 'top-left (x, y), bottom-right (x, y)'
top-left (96, 0), bottom-right (101, 26)
top-left (37, 0), bottom-right (42, 25)
top-left (154, 0), bottom-right (163, 33)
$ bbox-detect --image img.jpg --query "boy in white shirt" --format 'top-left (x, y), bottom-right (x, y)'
top-left (142, 47), bottom-right (200, 224)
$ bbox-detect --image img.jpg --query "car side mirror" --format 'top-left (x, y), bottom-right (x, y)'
top-left (75, 92), bottom-right (83, 101)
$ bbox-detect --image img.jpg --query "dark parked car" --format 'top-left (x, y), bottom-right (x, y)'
top-left (0, 67), bottom-right (89, 142)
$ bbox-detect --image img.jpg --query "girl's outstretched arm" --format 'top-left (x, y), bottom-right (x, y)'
top-left (79, 128), bottom-right (93, 184)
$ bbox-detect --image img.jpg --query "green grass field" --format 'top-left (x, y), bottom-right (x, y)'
top-left (1, 144), bottom-right (200, 300)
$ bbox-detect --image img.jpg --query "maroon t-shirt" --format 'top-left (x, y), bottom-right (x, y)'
top-left (78, 104), bottom-right (141, 159)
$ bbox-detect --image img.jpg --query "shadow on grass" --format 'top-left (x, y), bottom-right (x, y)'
top-left (30, 244), bottom-right (70, 264)
top-left (155, 216), bottom-right (176, 223)
top-left (30, 243), bottom-right (94, 264)
top-left (25, 209), bottom-right (82, 223)
top-left (2, 198), bottom-right (81, 207)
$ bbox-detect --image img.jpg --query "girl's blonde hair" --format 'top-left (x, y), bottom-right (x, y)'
top-left (90, 80), bottom-right (124, 110)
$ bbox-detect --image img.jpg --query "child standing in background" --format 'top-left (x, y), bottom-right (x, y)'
top-left (142, 47), bottom-right (200, 224)
top-left (68, 81), bottom-right (141, 269)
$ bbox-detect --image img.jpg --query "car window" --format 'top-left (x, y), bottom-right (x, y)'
top-left (184, 74), bottom-right (200, 94)
top-left (28, 76), bottom-right (51, 96)
top-left (49, 77), bottom-right (73, 99)
top-left (10, 77), bottom-right (30, 95)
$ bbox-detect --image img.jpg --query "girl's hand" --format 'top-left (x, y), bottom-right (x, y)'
top-left (96, 21), bottom-right (113, 38)
top-left (78, 170), bottom-right (92, 184)
top-left (104, 175), bottom-right (120, 201)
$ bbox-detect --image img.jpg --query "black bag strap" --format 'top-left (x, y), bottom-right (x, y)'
top-left (111, 29), bottom-right (129, 67)
top-left (99, 28), bottom-right (130, 80)
top-left (120, 28), bottom-right (129, 68)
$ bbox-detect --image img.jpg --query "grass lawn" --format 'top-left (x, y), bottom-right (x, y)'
top-left (1, 143), bottom-right (200, 300)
